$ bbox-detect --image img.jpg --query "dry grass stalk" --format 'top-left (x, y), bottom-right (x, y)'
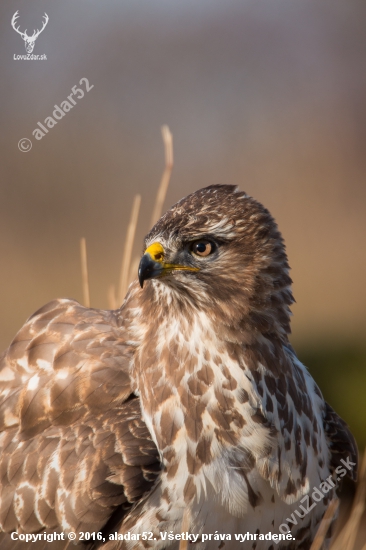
top-left (107, 126), bottom-right (174, 306)
top-left (179, 507), bottom-right (191, 550)
top-left (117, 194), bottom-right (141, 305)
top-left (128, 256), bottom-right (140, 287)
top-left (310, 499), bottom-right (339, 550)
top-left (80, 237), bottom-right (90, 307)
top-left (331, 450), bottom-right (366, 550)
top-left (150, 125), bottom-right (173, 227)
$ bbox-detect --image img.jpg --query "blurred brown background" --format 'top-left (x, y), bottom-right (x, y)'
top-left (0, 0), bottom-right (365, 458)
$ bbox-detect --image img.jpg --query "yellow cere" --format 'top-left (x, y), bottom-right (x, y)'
top-left (145, 241), bottom-right (200, 272)
top-left (145, 242), bottom-right (165, 262)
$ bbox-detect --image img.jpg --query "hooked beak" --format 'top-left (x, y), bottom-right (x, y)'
top-left (138, 242), bottom-right (199, 288)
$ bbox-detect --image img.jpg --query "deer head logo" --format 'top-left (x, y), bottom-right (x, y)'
top-left (11, 11), bottom-right (49, 54)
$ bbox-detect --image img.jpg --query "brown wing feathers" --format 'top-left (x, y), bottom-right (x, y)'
top-left (0, 298), bottom-right (160, 544)
top-left (324, 401), bottom-right (358, 482)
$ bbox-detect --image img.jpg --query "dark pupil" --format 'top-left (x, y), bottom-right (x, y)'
top-left (196, 242), bottom-right (207, 253)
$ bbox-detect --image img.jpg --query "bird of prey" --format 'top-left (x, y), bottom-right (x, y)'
top-left (0, 185), bottom-right (357, 550)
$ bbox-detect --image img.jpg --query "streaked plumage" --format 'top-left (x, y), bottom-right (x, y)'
top-left (0, 185), bottom-right (357, 549)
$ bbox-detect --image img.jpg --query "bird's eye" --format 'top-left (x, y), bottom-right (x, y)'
top-left (191, 240), bottom-right (215, 257)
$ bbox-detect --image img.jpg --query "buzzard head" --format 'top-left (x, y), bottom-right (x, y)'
top-left (138, 185), bottom-right (294, 339)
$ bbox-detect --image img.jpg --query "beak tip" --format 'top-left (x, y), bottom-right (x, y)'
top-left (138, 267), bottom-right (144, 288)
